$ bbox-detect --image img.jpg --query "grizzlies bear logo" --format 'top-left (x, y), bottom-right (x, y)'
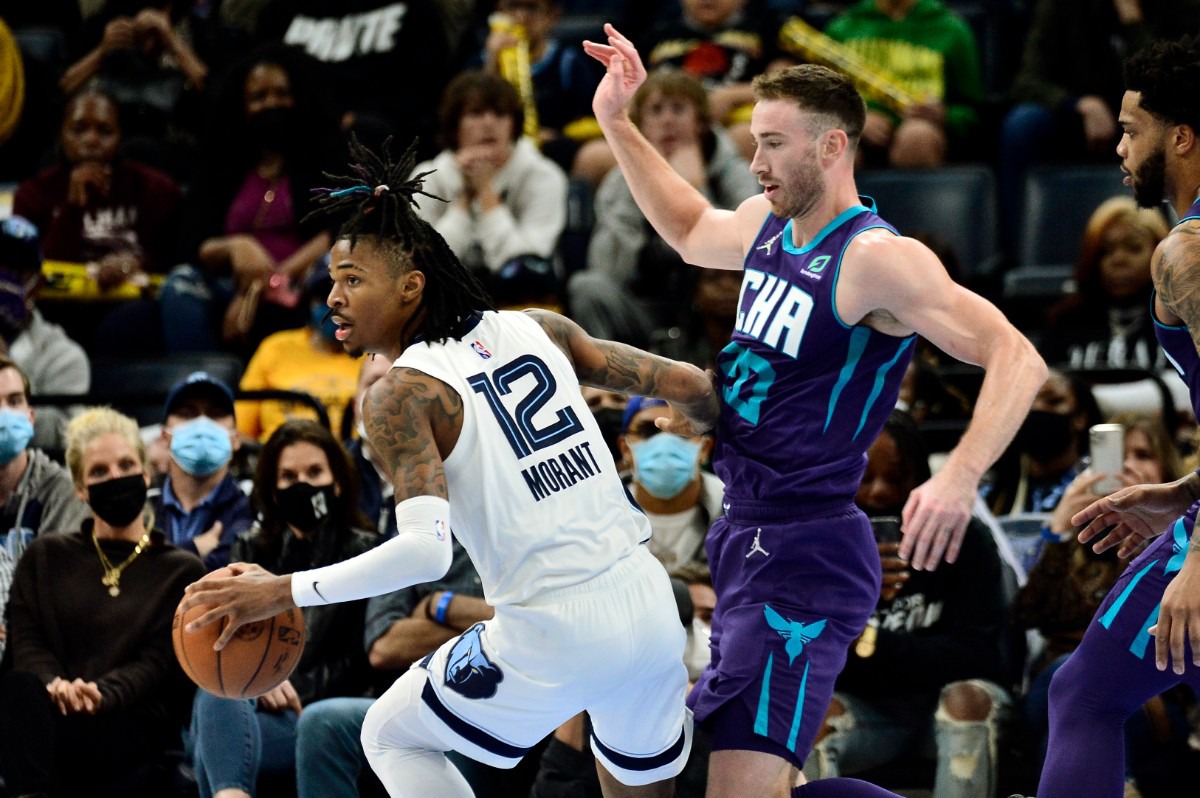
top-left (444, 622), bottom-right (504, 699)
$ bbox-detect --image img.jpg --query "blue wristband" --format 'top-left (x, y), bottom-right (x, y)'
top-left (434, 591), bottom-right (456, 625)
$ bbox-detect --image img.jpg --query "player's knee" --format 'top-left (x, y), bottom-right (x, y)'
top-left (938, 681), bottom-right (993, 722)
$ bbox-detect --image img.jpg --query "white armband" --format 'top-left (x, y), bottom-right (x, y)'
top-left (291, 496), bottom-right (453, 606)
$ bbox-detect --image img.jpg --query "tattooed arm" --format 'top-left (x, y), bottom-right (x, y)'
top-left (178, 368), bottom-right (460, 646)
top-left (526, 308), bottom-right (720, 435)
top-left (1075, 226), bottom-right (1200, 557)
top-left (362, 367), bottom-right (462, 503)
top-left (1114, 221), bottom-right (1200, 674)
top-left (1153, 223), bottom-right (1200, 335)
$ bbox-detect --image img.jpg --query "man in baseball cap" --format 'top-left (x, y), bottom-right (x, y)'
top-left (151, 371), bottom-right (253, 571)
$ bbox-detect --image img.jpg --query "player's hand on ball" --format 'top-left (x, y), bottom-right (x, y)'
top-left (180, 563), bottom-right (295, 650)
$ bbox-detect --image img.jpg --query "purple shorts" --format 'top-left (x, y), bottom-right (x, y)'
top-left (687, 498), bottom-right (880, 768)
top-left (1092, 505), bottom-right (1195, 661)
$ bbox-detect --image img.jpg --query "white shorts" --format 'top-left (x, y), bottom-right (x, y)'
top-left (367, 545), bottom-right (692, 785)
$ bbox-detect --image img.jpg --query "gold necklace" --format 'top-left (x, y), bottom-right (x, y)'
top-left (92, 530), bottom-right (151, 598)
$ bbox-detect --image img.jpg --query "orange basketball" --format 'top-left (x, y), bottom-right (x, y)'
top-left (172, 567), bottom-right (306, 699)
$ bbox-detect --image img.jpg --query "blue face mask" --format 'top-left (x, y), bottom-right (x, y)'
top-left (630, 433), bottom-right (702, 500)
top-left (0, 409), bottom-right (34, 465)
top-left (311, 303), bottom-right (339, 343)
top-left (169, 416), bottom-right (233, 477)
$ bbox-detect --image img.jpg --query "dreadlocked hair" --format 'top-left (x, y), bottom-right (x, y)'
top-left (305, 135), bottom-right (494, 345)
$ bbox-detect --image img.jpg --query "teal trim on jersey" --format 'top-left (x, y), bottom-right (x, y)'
top-left (825, 326), bottom-right (871, 433)
top-left (1099, 558), bottom-right (1158, 630)
top-left (1176, 215), bottom-right (1200, 225)
top-left (781, 205), bottom-right (869, 255)
top-left (1150, 290), bottom-right (1187, 330)
top-left (830, 225), bottom-right (902, 330)
top-left (755, 652), bottom-right (775, 736)
top-left (786, 661), bottom-right (811, 753)
top-left (854, 336), bottom-right (917, 440)
top-left (1152, 316), bottom-right (1187, 331)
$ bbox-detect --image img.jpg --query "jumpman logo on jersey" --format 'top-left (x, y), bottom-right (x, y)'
top-left (756, 230), bottom-right (784, 256)
top-left (746, 528), bottom-right (769, 558)
top-left (764, 605), bottom-right (827, 665)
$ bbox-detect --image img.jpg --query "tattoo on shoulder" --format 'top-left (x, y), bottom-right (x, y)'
top-left (526, 308), bottom-right (571, 353)
top-left (363, 368), bottom-right (458, 501)
top-left (1155, 228), bottom-right (1200, 348)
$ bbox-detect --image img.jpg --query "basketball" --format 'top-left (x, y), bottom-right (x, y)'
top-left (172, 567), bottom-right (306, 699)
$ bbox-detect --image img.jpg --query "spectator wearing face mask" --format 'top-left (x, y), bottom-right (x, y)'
top-left (0, 355), bottom-right (91, 660)
top-left (148, 371), bottom-right (253, 572)
top-left (188, 419), bottom-right (377, 798)
top-left (526, 401), bottom-right (722, 798)
top-left (0, 407), bottom-right (205, 797)
top-left (618, 395), bottom-right (723, 570)
top-left (980, 368), bottom-right (1103, 520)
top-left (235, 265), bottom-right (362, 442)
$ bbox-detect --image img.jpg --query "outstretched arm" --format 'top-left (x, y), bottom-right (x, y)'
top-left (528, 308), bottom-right (720, 436)
top-left (585, 23), bottom-right (753, 270)
top-left (842, 235), bottom-right (1047, 570)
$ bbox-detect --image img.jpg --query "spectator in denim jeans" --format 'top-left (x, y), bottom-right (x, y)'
top-left (187, 420), bottom-right (376, 798)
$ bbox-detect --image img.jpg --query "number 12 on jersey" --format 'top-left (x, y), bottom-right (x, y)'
top-left (468, 354), bottom-right (585, 459)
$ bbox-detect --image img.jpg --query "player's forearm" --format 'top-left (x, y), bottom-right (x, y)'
top-left (595, 116), bottom-right (713, 259)
top-left (945, 331), bottom-right (1047, 483)
top-left (587, 342), bottom-right (715, 421)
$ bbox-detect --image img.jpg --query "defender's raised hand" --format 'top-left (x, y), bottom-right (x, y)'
top-left (584, 24), bottom-right (649, 125)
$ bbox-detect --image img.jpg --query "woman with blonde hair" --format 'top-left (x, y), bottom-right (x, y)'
top-left (0, 407), bottom-right (205, 796)
top-left (1043, 196), bottom-right (1170, 370)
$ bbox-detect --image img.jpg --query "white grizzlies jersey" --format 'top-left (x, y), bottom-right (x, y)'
top-left (394, 310), bottom-right (652, 605)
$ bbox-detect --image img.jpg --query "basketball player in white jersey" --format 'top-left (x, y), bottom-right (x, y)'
top-left (178, 138), bottom-right (720, 798)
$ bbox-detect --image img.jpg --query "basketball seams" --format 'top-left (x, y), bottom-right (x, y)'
top-left (240, 615), bottom-right (278, 698)
top-left (172, 570), bottom-right (305, 699)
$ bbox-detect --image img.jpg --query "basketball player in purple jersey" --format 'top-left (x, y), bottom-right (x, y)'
top-left (1036, 36), bottom-right (1200, 798)
top-left (585, 24), bottom-right (1047, 798)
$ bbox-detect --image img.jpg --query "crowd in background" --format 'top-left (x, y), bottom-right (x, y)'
top-left (2, 0), bottom-right (1200, 796)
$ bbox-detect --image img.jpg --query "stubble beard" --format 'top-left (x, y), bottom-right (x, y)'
top-left (1131, 148), bottom-right (1167, 210)
top-left (771, 160), bottom-right (825, 222)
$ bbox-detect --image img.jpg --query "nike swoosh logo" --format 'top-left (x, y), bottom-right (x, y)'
top-left (312, 581), bottom-right (328, 602)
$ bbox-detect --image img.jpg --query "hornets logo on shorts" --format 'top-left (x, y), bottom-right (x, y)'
top-left (444, 622), bottom-right (504, 699)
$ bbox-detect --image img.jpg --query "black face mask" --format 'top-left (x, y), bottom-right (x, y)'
top-left (88, 474), bottom-right (148, 527)
top-left (246, 106), bottom-right (299, 151)
top-left (277, 482), bottom-right (337, 533)
top-left (593, 408), bottom-right (625, 466)
top-left (1017, 410), bottom-right (1077, 462)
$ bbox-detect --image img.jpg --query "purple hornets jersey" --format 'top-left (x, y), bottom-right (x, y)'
top-left (1154, 197), bottom-right (1200, 418)
top-left (713, 204), bottom-right (916, 505)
